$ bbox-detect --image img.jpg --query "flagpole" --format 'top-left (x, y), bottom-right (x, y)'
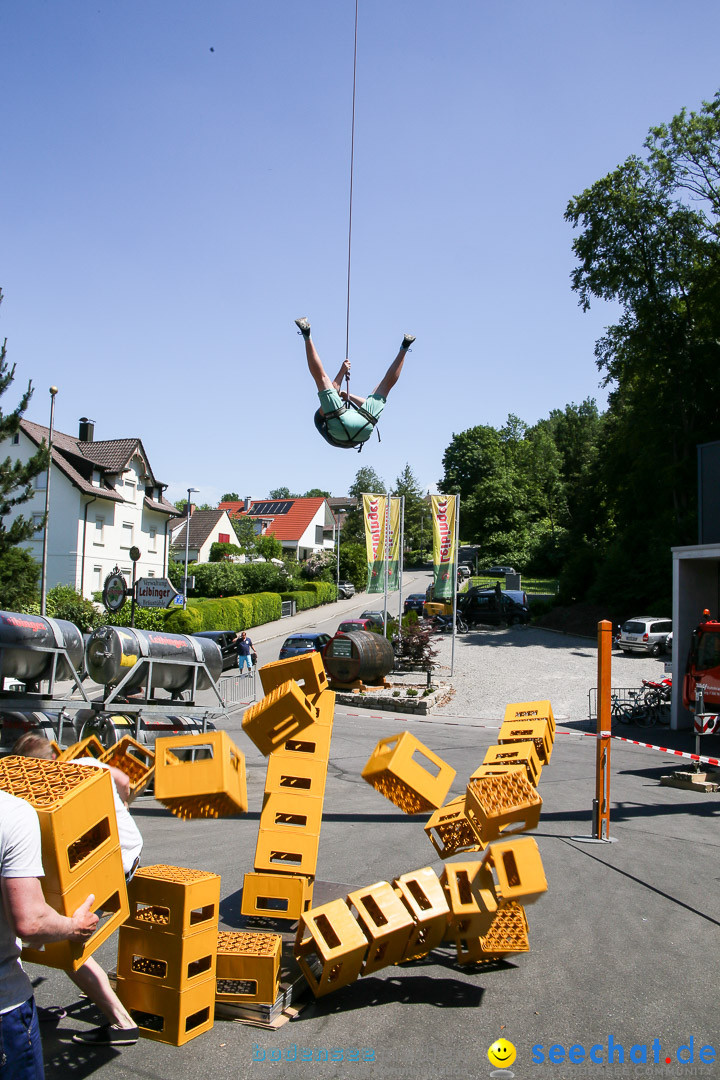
top-left (383, 493), bottom-right (390, 637)
top-left (397, 496), bottom-right (405, 644)
top-left (450, 494), bottom-right (460, 677)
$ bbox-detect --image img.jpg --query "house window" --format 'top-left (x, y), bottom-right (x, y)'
top-left (93, 566), bottom-right (102, 593)
top-left (34, 471), bottom-right (46, 491)
top-left (92, 470), bottom-right (101, 488)
top-left (121, 523), bottom-right (134, 549)
top-left (124, 478), bottom-right (137, 502)
top-left (218, 533), bottom-right (230, 545)
top-left (12, 433), bottom-right (19, 445)
top-left (32, 513), bottom-right (44, 537)
top-left (315, 525), bottom-right (324, 545)
top-left (94, 517), bottom-right (105, 545)
top-left (149, 526), bottom-right (157, 552)
top-left (147, 570), bottom-right (155, 577)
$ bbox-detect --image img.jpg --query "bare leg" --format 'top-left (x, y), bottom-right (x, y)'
top-left (372, 342), bottom-right (410, 399)
top-left (302, 334), bottom-right (334, 393)
top-left (68, 958), bottom-right (136, 1028)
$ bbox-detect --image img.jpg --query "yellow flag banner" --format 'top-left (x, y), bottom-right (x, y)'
top-left (387, 497), bottom-right (401, 591)
top-left (431, 494), bottom-right (457, 600)
top-left (362, 493), bottom-right (386, 594)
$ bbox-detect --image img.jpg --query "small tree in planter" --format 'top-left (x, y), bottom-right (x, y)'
top-left (392, 619), bottom-right (437, 670)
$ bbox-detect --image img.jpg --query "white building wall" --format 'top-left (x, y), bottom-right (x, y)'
top-left (3, 435), bottom-right (171, 600)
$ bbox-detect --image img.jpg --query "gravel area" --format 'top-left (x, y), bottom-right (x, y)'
top-left (428, 622), bottom-right (671, 727)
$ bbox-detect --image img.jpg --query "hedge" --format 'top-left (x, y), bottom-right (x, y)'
top-left (300, 581), bottom-right (337, 603)
top-left (281, 590), bottom-right (318, 612)
top-left (162, 592), bottom-right (281, 633)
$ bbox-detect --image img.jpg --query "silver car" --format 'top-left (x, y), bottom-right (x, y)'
top-left (618, 616), bottom-right (672, 657)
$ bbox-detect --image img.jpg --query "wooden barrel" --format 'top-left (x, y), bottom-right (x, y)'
top-left (324, 631), bottom-right (395, 685)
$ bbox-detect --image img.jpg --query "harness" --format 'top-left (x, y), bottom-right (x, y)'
top-left (314, 400), bottom-right (380, 452)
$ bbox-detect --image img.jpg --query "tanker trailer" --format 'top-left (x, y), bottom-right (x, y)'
top-left (85, 626), bottom-right (223, 698)
top-left (0, 610), bottom-right (84, 684)
top-left (0, 610), bottom-right (86, 751)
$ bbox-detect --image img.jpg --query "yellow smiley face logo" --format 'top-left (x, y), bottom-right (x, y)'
top-left (487, 1039), bottom-right (517, 1069)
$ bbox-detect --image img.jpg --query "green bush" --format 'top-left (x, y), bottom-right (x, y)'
top-left (164, 606), bottom-right (204, 633)
top-left (209, 542), bottom-right (244, 562)
top-left (45, 585), bottom-right (104, 633)
top-left (300, 581), bottom-right (337, 603)
top-left (281, 590), bottom-right (318, 612)
top-left (108, 604), bottom-right (168, 630)
top-left (252, 592), bottom-right (282, 625)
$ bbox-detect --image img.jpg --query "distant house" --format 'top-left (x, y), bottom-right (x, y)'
top-left (5, 418), bottom-right (180, 598)
top-left (169, 508), bottom-right (237, 564)
top-left (218, 497), bottom-right (337, 560)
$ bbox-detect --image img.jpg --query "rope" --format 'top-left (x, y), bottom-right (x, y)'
top-left (345, 0), bottom-right (359, 362)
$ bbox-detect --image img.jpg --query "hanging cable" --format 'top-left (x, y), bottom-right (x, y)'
top-left (345, 0), bottom-right (359, 364)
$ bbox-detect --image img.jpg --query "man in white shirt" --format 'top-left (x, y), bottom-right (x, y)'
top-left (0, 789), bottom-right (98, 1079)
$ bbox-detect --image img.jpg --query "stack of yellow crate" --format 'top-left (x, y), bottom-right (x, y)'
top-left (0, 755), bottom-right (128, 970)
top-left (116, 865), bottom-right (220, 1045)
top-left (241, 653), bottom-right (334, 922)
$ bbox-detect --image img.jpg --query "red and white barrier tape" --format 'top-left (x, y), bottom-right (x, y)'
top-left (587, 731), bottom-right (720, 767)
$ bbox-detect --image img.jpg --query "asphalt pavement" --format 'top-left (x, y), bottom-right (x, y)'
top-left (28, 580), bottom-right (720, 1080)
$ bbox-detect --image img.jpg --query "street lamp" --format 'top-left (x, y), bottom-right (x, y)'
top-left (40, 386), bottom-right (58, 616)
top-left (183, 488), bottom-right (198, 609)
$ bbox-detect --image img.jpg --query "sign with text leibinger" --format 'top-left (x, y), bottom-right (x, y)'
top-left (135, 577), bottom-right (180, 608)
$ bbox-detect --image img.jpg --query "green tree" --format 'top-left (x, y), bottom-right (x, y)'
top-left (340, 467), bottom-right (386, 544)
top-left (231, 515), bottom-right (257, 550)
top-left (392, 464), bottom-right (426, 552)
top-left (566, 92), bottom-right (720, 606)
top-left (0, 547), bottom-right (40, 609)
top-left (255, 535), bottom-right (283, 561)
top-left (221, 492), bottom-right (240, 502)
top-left (268, 487), bottom-right (298, 499)
top-left (303, 488), bottom-right (331, 498)
top-left (0, 291), bottom-right (50, 555)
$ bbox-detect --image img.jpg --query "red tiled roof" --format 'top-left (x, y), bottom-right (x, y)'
top-left (218, 497), bottom-right (330, 542)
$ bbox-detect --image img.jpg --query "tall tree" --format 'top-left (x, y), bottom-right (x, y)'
top-left (0, 291), bottom-right (49, 556)
top-left (565, 92), bottom-right (720, 605)
top-left (221, 491), bottom-right (240, 502)
top-left (268, 486), bottom-right (299, 499)
top-left (303, 488), bottom-right (331, 498)
top-left (392, 464), bottom-right (426, 551)
top-left (341, 467), bottom-right (386, 544)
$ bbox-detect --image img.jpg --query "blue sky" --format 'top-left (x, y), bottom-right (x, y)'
top-left (2, 1), bottom-right (719, 507)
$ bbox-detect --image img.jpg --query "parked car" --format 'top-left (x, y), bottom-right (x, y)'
top-left (484, 565), bottom-right (516, 576)
top-left (618, 617), bottom-right (672, 657)
top-left (457, 566), bottom-right (472, 579)
top-left (359, 610), bottom-right (386, 628)
top-left (338, 581), bottom-right (356, 599)
top-left (337, 619), bottom-right (376, 635)
top-left (403, 593), bottom-right (426, 616)
top-left (193, 630), bottom-right (240, 671)
top-left (278, 632), bottom-right (332, 660)
top-left (459, 588), bottom-right (530, 627)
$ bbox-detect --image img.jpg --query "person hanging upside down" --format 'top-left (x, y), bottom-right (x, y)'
top-left (295, 317), bottom-right (414, 449)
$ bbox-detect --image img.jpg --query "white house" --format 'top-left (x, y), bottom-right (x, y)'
top-left (169, 508), bottom-right (237, 563)
top-left (6, 417), bottom-right (180, 598)
top-left (218, 497), bottom-right (337, 560)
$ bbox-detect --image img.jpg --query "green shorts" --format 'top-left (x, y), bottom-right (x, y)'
top-left (317, 389), bottom-right (386, 445)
